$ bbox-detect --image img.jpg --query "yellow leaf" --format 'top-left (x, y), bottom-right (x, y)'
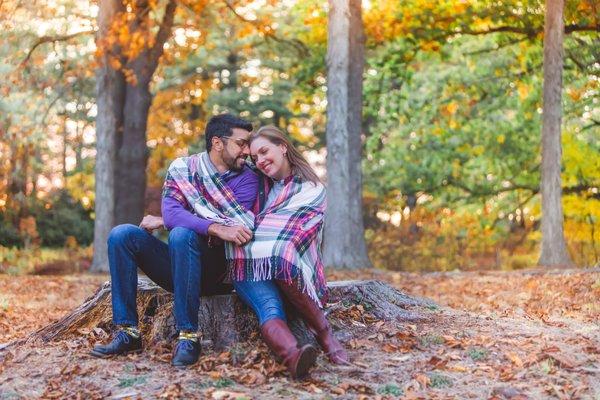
top-left (517, 83), bottom-right (529, 100)
top-left (446, 101), bottom-right (459, 115)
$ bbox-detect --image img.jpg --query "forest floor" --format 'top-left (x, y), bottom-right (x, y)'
top-left (0, 267), bottom-right (599, 399)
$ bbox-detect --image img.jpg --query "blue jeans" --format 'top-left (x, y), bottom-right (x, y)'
top-left (233, 280), bottom-right (286, 325)
top-left (107, 224), bottom-right (232, 331)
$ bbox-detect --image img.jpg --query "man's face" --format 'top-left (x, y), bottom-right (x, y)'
top-left (220, 128), bottom-right (251, 171)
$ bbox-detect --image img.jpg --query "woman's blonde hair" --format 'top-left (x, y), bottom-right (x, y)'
top-left (250, 126), bottom-right (322, 184)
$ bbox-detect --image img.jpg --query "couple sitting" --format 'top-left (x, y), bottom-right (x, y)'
top-left (90, 114), bottom-right (348, 378)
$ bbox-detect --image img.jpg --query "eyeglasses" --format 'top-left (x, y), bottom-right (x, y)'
top-left (221, 136), bottom-right (249, 149)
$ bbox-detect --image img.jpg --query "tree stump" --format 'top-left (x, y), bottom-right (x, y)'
top-left (16, 279), bottom-right (435, 350)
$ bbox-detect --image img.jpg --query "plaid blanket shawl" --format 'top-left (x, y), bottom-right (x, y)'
top-left (230, 175), bottom-right (328, 306)
top-left (163, 152), bottom-right (255, 231)
top-left (164, 152), bottom-right (327, 305)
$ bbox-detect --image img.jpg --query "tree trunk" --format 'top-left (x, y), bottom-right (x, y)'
top-left (538, 0), bottom-right (573, 267)
top-left (14, 279), bottom-right (432, 350)
top-left (61, 117), bottom-right (68, 183)
top-left (92, 0), bottom-right (175, 269)
top-left (91, 0), bottom-right (126, 272)
top-left (114, 0), bottom-right (176, 225)
top-left (323, 0), bottom-right (372, 269)
top-left (114, 82), bottom-right (151, 225)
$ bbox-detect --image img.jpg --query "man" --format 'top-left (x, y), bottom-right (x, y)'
top-left (91, 114), bottom-right (258, 367)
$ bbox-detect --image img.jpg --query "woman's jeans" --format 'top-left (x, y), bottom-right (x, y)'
top-left (233, 280), bottom-right (287, 325)
top-left (108, 224), bottom-right (231, 332)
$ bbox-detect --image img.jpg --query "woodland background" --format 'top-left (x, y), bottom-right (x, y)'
top-left (1, 1), bottom-right (600, 399)
top-left (0, 0), bottom-right (597, 274)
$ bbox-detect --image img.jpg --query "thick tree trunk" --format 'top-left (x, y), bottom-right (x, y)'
top-left (92, 0), bottom-right (175, 268)
top-left (113, 0), bottom-right (176, 225)
top-left (538, 0), bottom-right (573, 267)
top-left (91, 0), bottom-right (126, 272)
top-left (15, 279), bottom-right (432, 350)
top-left (114, 82), bottom-right (151, 225)
top-left (323, 0), bottom-right (372, 269)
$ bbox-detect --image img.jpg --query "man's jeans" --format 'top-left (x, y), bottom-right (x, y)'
top-left (107, 224), bottom-right (231, 332)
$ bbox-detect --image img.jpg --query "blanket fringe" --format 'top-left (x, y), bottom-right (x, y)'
top-left (228, 257), bottom-right (326, 307)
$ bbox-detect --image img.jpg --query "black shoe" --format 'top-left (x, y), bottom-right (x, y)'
top-left (90, 330), bottom-right (142, 358)
top-left (171, 339), bottom-right (200, 367)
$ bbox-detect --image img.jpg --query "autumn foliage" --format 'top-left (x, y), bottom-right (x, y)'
top-left (0, 0), bottom-right (598, 269)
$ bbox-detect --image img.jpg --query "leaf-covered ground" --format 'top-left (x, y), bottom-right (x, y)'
top-left (1, 268), bottom-right (599, 399)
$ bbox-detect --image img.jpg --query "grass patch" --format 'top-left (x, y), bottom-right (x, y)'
top-left (0, 246), bottom-right (92, 275)
top-left (276, 388), bottom-right (294, 396)
top-left (214, 378), bottom-right (234, 388)
top-left (0, 295), bottom-right (9, 311)
top-left (122, 364), bottom-right (135, 373)
top-left (467, 347), bottom-right (489, 361)
top-left (539, 358), bottom-right (555, 374)
top-left (419, 334), bottom-right (444, 347)
top-left (428, 372), bottom-right (452, 388)
top-left (118, 375), bottom-right (147, 388)
top-left (377, 384), bottom-right (403, 396)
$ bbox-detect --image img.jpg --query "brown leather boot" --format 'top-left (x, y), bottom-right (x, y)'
top-left (277, 282), bottom-right (350, 365)
top-left (261, 318), bottom-right (317, 379)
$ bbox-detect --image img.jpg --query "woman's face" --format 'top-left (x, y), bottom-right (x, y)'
top-left (250, 136), bottom-right (290, 180)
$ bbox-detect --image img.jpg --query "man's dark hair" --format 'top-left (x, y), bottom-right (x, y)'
top-left (205, 114), bottom-right (253, 151)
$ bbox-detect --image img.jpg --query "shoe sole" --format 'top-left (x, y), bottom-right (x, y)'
top-left (171, 361), bottom-right (198, 369)
top-left (294, 345), bottom-right (318, 379)
top-left (89, 348), bottom-right (143, 358)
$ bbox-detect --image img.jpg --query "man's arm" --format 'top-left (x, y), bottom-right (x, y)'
top-left (159, 164), bottom-right (254, 244)
top-left (161, 196), bottom-right (213, 235)
top-left (162, 193), bottom-right (252, 245)
top-left (161, 167), bottom-right (215, 235)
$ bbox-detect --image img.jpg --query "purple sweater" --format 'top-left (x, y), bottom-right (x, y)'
top-left (161, 165), bottom-right (259, 236)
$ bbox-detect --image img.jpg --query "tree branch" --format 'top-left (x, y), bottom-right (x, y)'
top-left (563, 184), bottom-right (600, 199)
top-left (221, 0), bottom-right (309, 58)
top-left (19, 29), bottom-right (94, 68)
top-left (462, 36), bottom-right (529, 56)
top-left (455, 23), bottom-right (599, 37)
top-left (148, 0), bottom-right (177, 67)
top-left (446, 177), bottom-right (538, 198)
top-left (582, 119), bottom-right (600, 131)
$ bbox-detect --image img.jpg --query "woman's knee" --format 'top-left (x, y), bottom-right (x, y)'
top-left (234, 281), bottom-right (286, 324)
top-left (259, 299), bottom-right (286, 325)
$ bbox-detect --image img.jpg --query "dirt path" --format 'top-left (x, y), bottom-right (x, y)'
top-left (1, 270), bottom-right (599, 399)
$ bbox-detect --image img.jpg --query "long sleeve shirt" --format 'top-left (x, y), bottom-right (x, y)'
top-left (161, 165), bottom-right (259, 236)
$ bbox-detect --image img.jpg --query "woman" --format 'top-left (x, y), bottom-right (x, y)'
top-left (230, 126), bottom-right (348, 379)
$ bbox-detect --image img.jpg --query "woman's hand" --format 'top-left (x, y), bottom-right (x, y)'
top-left (139, 215), bottom-right (164, 233)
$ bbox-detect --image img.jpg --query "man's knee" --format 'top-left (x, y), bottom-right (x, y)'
top-left (168, 226), bottom-right (198, 247)
top-left (108, 224), bottom-right (144, 248)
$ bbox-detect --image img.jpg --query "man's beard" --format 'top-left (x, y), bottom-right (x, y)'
top-left (223, 150), bottom-right (245, 171)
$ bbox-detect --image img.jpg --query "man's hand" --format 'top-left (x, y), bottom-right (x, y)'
top-left (208, 224), bottom-right (252, 246)
top-left (139, 215), bottom-right (164, 233)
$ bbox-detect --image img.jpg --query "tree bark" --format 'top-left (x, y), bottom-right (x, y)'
top-left (91, 0), bottom-right (126, 272)
top-left (114, 0), bottom-right (176, 225)
top-left (15, 279), bottom-right (432, 349)
top-left (114, 81), bottom-right (151, 225)
top-left (538, 0), bottom-right (573, 267)
top-left (92, 0), bottom-right (176, 269)
top-left (323, 0), bottom-right (372, 269)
